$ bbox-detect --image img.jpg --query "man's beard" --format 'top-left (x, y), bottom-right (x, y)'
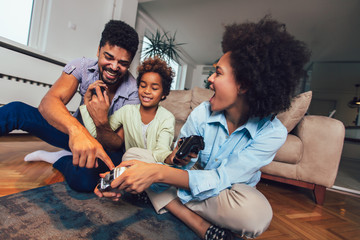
top-left (100, 68), bottom-right (128, 86)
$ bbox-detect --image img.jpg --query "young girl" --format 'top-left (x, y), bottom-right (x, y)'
top-left (80, 57), bottom-right (175, 165)
top-left (95, 16), bottom-right (310, 240)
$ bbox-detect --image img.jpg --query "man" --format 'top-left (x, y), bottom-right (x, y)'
top-left (0, 20), bottom-right (140, 192)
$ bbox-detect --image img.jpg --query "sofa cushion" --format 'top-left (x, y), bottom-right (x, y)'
top-left (273, 134), bottom-right (303, 164)
top-left (174, 119), bottom-right (185, 141)
top-left (160, 90), bottom-right (192, 122)
top-left (277, 91), bottom-right (312, 133)
top-left (190, 87), bottom-right (214, 109)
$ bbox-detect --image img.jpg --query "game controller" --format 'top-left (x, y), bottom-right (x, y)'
top-left (97, 166), bottom-right (127, 192)
top-left (174, 135), bottom-right (204, 164)
top-left (91, 86), bottom-right (106, 96)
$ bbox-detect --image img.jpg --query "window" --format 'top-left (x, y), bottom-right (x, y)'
top-left (0, 0), bottom-right (34, 45)
top-left (140, 36), bottom-right (180, 90)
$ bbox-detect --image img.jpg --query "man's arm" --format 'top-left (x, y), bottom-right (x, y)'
top-left (83, 85), bottom-right (125, 151)
top-left (39, 72), bottom-right (114, 169)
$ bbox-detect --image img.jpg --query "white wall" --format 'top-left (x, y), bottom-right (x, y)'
top-left (0, 0), bottom-right (139, 110)
top-left (0, 43), bottom-right (73, 109)
top-left (43, 0), bottom-right (138, 62)
top-left (189, 64), bottom-right (214, 90)
top-left (0, 43), bottom-right (62, 86)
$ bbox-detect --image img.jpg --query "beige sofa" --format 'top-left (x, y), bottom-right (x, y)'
top-left (160, 87), bottom-right (345, 205)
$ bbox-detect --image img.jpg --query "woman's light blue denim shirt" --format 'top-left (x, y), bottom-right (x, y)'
top-left (177, 101), bottom-right (287, 204)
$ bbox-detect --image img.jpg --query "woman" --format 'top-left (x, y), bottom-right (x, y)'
top-left (95, 16), bottom-right (310, 240)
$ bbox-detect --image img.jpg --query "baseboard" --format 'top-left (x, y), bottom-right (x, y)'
top-left (330, 185), bottom-right (360, 196)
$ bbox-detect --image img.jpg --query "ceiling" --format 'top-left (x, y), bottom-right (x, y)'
top-left (138, 0), bottom-right (360, 66)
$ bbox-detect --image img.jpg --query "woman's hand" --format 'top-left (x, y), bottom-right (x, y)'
top-left (93, 161), bottom-right (160, 200)
top-left (111, 160), bottom-right (162, 194)
top-left (173, 152), bottom-right (197, 166)
top-left (94, 159), bottom-right (190, 198)
top-left (165, 139), bottom-right (198, 166)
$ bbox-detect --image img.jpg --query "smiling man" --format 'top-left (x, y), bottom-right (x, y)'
top-left (0, 20), bottom-right (140, 192)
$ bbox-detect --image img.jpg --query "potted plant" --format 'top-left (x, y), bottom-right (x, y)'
top-left (141, 29), bottom-right (185, 63)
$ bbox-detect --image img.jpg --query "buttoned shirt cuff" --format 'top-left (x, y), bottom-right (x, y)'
top-left (177, 169), bottom-right (219, 204)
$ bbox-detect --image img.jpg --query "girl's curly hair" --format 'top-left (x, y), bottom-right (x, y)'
top-left (137, 57), bottom-right (174, 100)
top-left (221, 16), bottom-right (311, 118)
top-left (100, 20), bottom-right (139, 59)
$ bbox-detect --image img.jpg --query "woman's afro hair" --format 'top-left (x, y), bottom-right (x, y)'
top-left (221, 15), bottom-right (311, 118)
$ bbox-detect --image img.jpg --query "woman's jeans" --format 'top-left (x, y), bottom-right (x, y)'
top-left (0, 101), bottom-right (123, 192)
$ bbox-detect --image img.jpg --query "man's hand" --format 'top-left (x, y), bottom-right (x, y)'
top-left (83, 80), bottom-right (108, 105)
top-left (94, 187), bottom-right (122, 201)
top-left (39, 74), bottom-right (115, 170)
top-left (85, 81), bottom-right (110, 127)
top-left (68, 128), bottom-right (114, 169)
top-left (94, 171), bottom-right (122, 201)
top-left (82, 81), bottom-right (124, 151)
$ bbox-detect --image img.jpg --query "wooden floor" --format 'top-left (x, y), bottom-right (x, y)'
top-left (1, 135), bottom-right (359, 240)
top-left (0, 135), bottom-right (64, 196)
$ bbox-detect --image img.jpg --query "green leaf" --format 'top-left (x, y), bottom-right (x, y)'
top-left (141, 29), bottom-right (186, 63)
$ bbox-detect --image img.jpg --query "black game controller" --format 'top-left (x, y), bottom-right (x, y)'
top-left (97, 166), bottom-right (127, 192)
top-left (174, 135), bottom-right (204, 164)
top-left (91, 86), bottom-right (106, 96)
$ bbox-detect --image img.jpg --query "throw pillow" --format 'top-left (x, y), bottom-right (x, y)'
top-left (160, 90), bottom-right (192, 122)
top-left (277, 91), bottom-right (312, 132)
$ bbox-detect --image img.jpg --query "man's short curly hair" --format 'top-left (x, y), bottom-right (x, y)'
top-left (100, 20), bottom-right (139, 58)
top-left (137, 57), bottom-right (174, 100)
top-left (221, 16), bottom-right (311, 118)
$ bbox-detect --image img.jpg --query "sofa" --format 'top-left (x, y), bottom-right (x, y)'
top-left (160, 87), bottom-right (345, 205)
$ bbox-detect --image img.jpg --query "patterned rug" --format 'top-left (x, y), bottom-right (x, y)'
top-left (0, 182), bottom-right (197, 239)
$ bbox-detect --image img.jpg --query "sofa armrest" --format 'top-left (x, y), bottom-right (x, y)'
top-left (293, 115), bottom-right (345, 187)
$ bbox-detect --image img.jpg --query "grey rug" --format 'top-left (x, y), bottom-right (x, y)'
top-left (0, 182), bottom-right (198, 240)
